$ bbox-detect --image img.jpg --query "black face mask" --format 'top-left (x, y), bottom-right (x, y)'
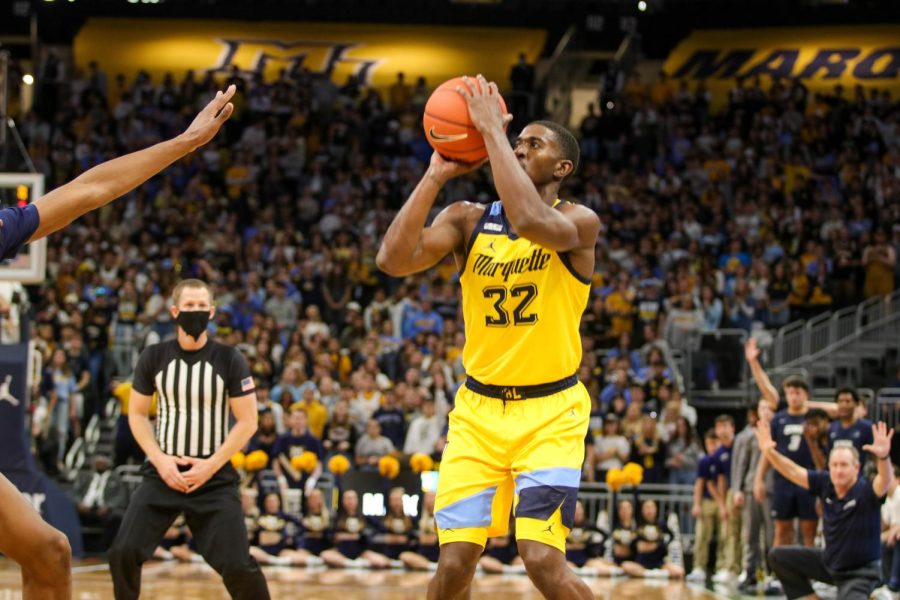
top-left (175, 310), bottom-right (211, 340)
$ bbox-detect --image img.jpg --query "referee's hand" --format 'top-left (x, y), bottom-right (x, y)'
top-left (181, 457), bottom-right (217, 494)
top-left (152, 454), bottom-right (191, 493)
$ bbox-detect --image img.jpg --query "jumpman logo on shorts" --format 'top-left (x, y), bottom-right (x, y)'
top-left (542, 523), bottom-right (553, 535)
top-left (0, 375), bottom-right (19, 406)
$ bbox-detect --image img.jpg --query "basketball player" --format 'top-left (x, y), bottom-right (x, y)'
top-left (827, 388), bottom-right (873, 467)
top-left (0, 86), bottom-right (236, 599)
top-left (109, 279), bottom-right (269, 599)
top-left (377, 73), bottom-right (600, 599)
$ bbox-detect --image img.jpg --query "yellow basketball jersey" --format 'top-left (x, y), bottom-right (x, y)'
top-left (460, 200), bottom-right (590, 385)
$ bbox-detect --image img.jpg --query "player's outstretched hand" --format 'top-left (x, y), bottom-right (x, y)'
top-left (863, 421), bottom-right (895, 460)
top-left (744, 337), bottom-right (760, 363)
top-left (181, 85), bottom-right (236, 151)
top-left (753, 420), bottom-right (776, 454)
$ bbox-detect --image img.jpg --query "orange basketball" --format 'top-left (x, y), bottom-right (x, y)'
top-left (423, 76), bottom-right (508, 163)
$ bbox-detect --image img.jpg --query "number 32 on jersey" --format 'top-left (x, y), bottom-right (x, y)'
top-left (482, 283), bottom-right (538, 327)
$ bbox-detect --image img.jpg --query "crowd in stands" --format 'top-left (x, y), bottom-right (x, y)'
top-left (4, 51), bottom-right (898, 578)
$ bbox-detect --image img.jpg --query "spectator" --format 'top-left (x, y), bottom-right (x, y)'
top-left (321, 398), bottom-right (358, 460)
top-left (355, 419), bottom-right (395, 470)
top-left (72, 454), bottom-right (128, 551)
top-left (372, 389), bottom-right (405, 450)
top-left (290, 386), bottom-right (328, 439)
top-left (665, 416), bottom-right (701, 485)
top-left (271, 409), bottom-right (324, 490)
top-left (591, 415), bottom-right (630, 481)
top-left (403, 398), bottom-right (444, 459)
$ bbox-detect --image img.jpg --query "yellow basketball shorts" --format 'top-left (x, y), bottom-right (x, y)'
top-left (434, 377), bottom-right (590, 554)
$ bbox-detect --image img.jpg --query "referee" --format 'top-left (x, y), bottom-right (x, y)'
top-left (756, 419), bottom-right (894, 599)
top-left (109, 279), bottom-right (270, 599)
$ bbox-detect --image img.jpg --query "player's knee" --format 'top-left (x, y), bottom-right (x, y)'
top-left (29, 530), bottom-right (71, 584)
top-left (518, 542), bottom-right (560, 581)
top-left (437, 551), bottom-right (479, 580)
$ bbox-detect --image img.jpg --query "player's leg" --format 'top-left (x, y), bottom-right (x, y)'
top-left (772, 480), bottom-right (798, 547)
top-left (798, 519), bottom-right (817, 547)
top-left (512, 384), bottom-right (593, 600)
top-left (108, 476), bottom-right (183, 600)
top-left (428, 542), bottom-right (483, 599)
top-left (724, 489), bottom-right (742, 574)
top-left (183, 475), bottom-right (270, 600)
top-left (0, 473), bottom-right (71, 599)
top-left (797, 488), bottom-right (819, 547)
top-left (429, 387), bottom-right (510, 600)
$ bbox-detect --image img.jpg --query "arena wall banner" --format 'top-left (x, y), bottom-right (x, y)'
top-left (663, 26), bottom-right (900, 108)
top-left (0, 343), bottom-right (83, 556)
top-left (74, 19), bottom-right (545, 92)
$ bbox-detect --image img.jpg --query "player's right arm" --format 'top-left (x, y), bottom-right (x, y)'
top-left (128, 388), bottom-right (189, 493)
top-left (376, 152), bottom-right (485, 277)
top-left (745, 338), bottom-right (779, 410)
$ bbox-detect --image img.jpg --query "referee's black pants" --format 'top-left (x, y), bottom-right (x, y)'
top-left (109, 462), bottom-right (270, 600)
top-left (769, 546), bottom-right (881, 600)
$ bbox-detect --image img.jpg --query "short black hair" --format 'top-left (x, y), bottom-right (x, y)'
top-left (530, 120), bottom-right (580, 175)
top-left (835, 387), bottom-right (860, 404)
top-left (704, 428), bottom-right (717, 440)
top-left (806, 408), bottom-right (829, 422)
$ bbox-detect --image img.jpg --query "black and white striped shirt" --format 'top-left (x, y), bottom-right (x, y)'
top-left (132, 339), bottom-right (255, 457)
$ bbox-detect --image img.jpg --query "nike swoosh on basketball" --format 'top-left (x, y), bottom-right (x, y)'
top-left (428, 127), bottom-right (468, 143)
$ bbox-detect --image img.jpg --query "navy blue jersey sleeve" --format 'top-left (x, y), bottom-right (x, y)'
top-left (0, 204), bottom-right (40, 261)
top-left (806, 470), bottom-right (827, 498)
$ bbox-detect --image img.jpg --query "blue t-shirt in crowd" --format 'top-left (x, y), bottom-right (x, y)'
top-left (827, 418), bottom-right (874, 466)
top-left (807, 470), bottom-right (883, 571)
top-left (697, 454), bottom-right (716, 499)
top-left (713, 443), bottom-right (733, 488)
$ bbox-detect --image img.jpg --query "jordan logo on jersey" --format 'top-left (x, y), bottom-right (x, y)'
top-left (471, 249), bottom-right (551, 282)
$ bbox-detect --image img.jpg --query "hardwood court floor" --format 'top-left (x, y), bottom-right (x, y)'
top-left (0, 559), bottom-right (732, 599)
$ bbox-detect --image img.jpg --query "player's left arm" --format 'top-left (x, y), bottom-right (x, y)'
top-left (27, 86), bottom-right (236, 243)
top-left (459, 75), bottom-right (600, 252)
